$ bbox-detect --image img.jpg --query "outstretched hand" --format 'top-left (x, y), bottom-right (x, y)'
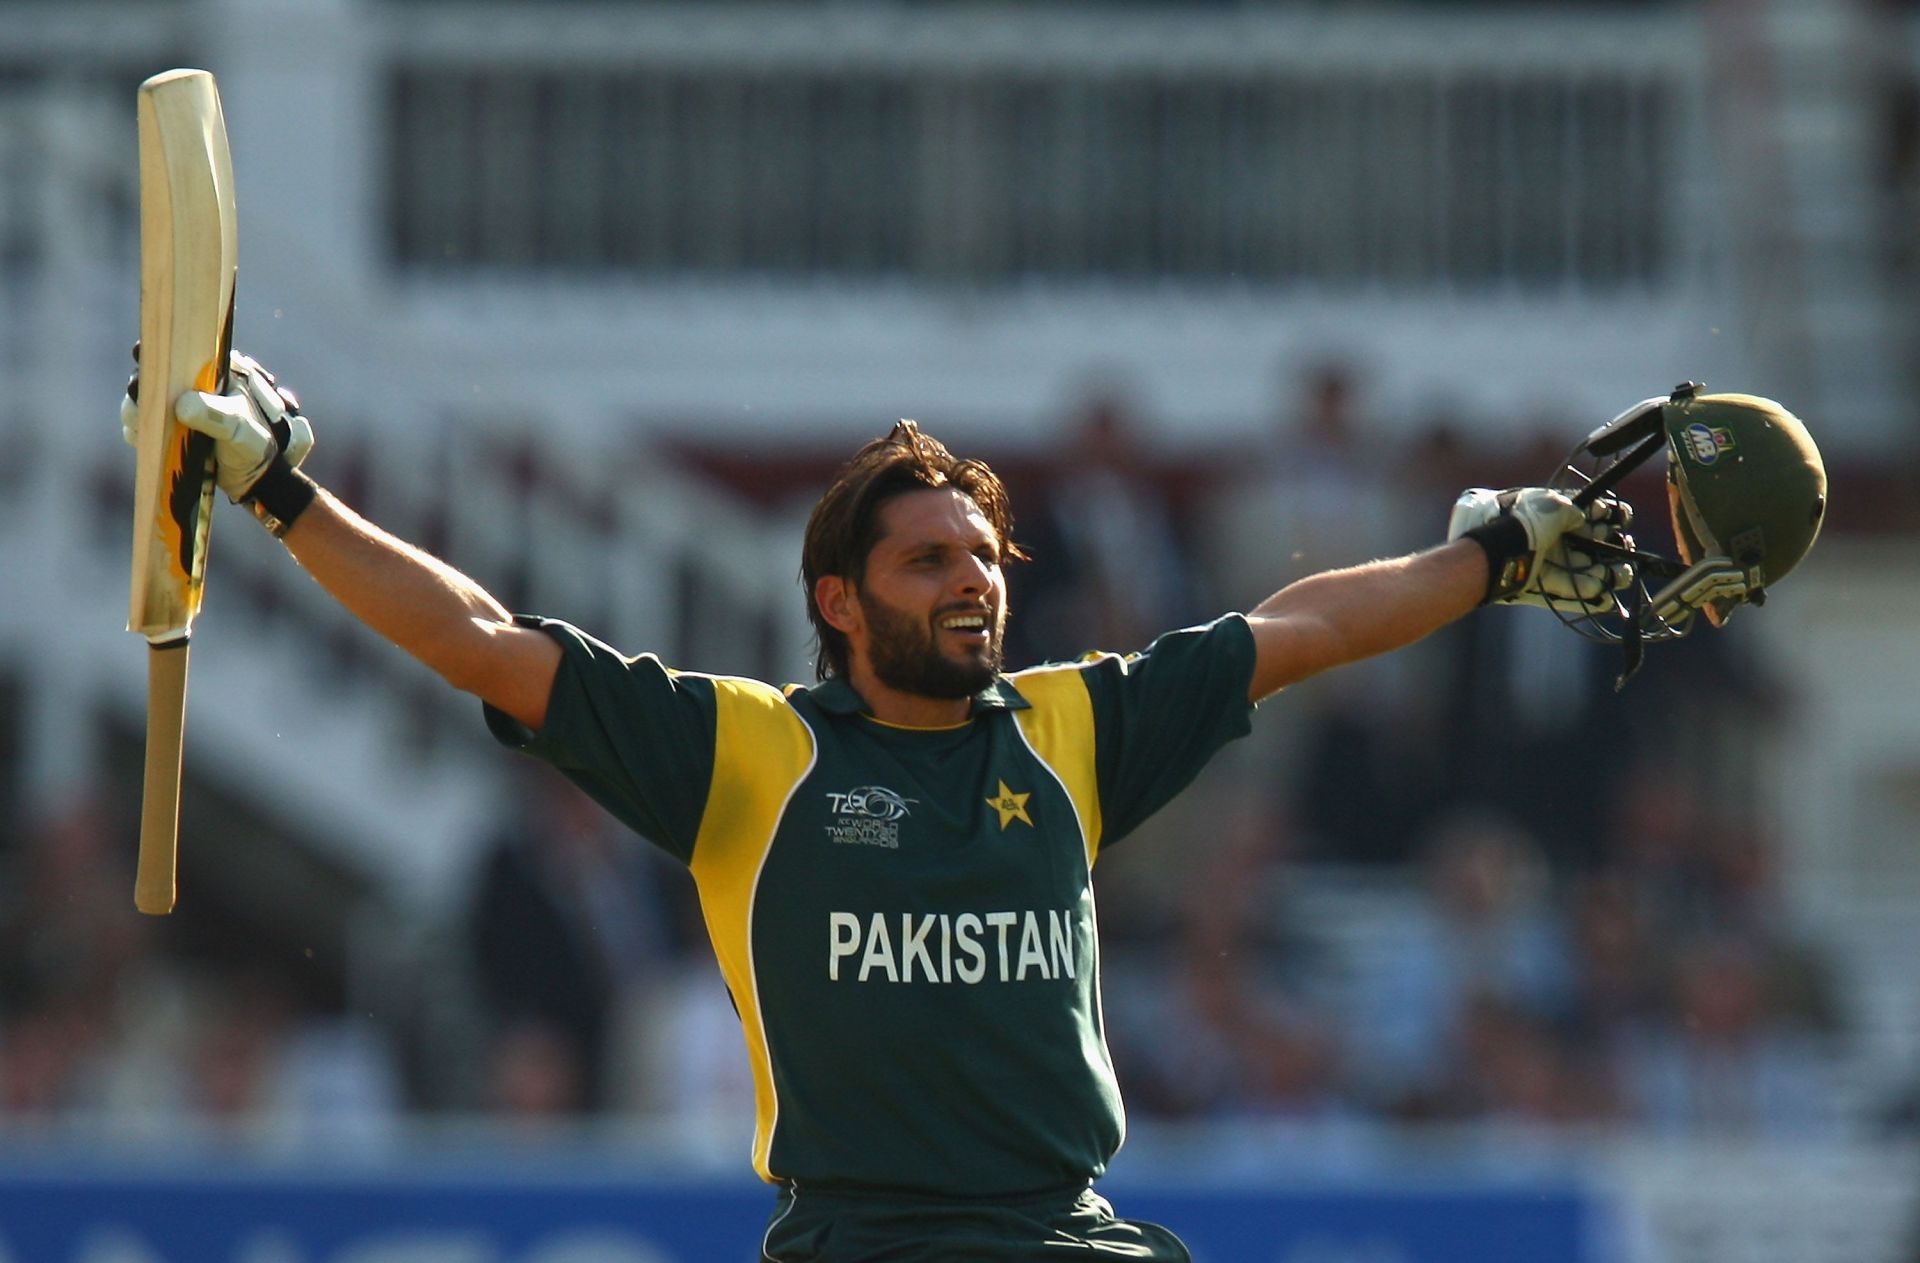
top-left (123, 347), bottom-right (314, 502)
top-left (1448, 486), bottom-right (1635, 610)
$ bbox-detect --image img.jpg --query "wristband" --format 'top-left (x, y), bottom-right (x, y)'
top-left (244, 456), bottom-right (318, 539)
top-left (1461, 514), bottom-right (1530, 605)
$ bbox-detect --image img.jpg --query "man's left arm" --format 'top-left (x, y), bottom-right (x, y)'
top-left (1243, 485), bottom-right (1631, 701)
top-left (1243, 540), bottom-right (1484, 702)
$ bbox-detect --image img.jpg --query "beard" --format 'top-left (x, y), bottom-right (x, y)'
top-left (859, 589), bottom-right (1004, 700)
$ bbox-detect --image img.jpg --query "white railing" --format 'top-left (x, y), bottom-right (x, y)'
top-left (380, 5), bottom-right (1700, 293)
top-left (18, 1), bottom-right (1912, 450)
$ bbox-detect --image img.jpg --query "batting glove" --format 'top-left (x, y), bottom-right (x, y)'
top-left (1448, 486), bottom-right (1634, 610)
top-left (123, 348), bottom-right (314, 491)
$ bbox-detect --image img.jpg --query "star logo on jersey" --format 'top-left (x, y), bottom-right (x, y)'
top-left (986, 781), bottom-right (1033, 830)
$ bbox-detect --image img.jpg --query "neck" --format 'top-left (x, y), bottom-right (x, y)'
top-left (844, 662), bottom-right (974, 728)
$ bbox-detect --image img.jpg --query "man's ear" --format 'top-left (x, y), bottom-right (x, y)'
top-left (815, 575), bottom-right (861, 636)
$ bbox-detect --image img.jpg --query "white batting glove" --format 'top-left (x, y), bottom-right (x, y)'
top-left (123, 350), bottom-right (314, 475)
top-left (128, 351), bottom-right (315, 503)
top-left (173, 390), bottom-right (278, 502)
top-left (1449, 486), bottom-right (1634, 610)
top-left (227, 352), bottom-right (315, 470)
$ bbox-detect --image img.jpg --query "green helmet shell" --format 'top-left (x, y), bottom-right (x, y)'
top-left (1662, 391), bottom-right (1827, 608)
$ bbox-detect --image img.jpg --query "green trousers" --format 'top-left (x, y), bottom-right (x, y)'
top-left (760, 1183), bottom-right (1191, 1261)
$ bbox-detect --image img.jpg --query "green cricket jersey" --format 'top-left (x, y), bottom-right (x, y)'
top-left (486, 613), bottom-right (1256, 1198)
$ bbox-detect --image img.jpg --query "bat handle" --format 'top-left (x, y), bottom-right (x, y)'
top-left (136, 639), bottom-right (191, 915)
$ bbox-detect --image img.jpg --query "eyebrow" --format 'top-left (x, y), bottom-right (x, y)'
top-left (887, 534), bottom-right (1001, 560)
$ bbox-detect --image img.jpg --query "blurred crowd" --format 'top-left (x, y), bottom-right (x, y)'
top-left (0, 361), bottom-right (1860, 1152)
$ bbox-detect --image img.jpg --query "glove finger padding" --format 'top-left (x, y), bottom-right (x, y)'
top-left (1533, 493), bottom-right (1637, 609)
top-left (122, 348), bottom-right (314, 468)
top-left (229, 352), bottom-right (314, 468)
top-left (1531, 540), bottom-right (1634, 610)
top-left (174, 388), bottom-right (279, 502)
top-left (128, 348), bottom-right (314, 506)
top-left (1585, 494), bottom-right (1633, 532)
top-left (1449, 485), bottom-right (1592, 606)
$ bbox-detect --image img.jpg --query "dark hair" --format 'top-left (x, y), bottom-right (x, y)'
top-left (800, 420), bottom-right (1023, 680)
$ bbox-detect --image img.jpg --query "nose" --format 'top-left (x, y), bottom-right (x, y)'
top-left (954, 552), bottom-right (993, 595)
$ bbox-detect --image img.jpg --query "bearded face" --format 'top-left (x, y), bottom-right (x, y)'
top-left (857, 583), bottom-right (1005, 700)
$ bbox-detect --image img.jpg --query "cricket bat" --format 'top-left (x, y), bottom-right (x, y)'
top-left (128, 69), bottom-right (237, 915)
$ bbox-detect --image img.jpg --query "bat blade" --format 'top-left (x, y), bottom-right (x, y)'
top-left (129, 68), bottom-right (237, 915)
top-left (131, 68), bottom-right (232, 638)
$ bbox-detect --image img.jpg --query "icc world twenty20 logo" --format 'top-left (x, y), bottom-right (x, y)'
top-left (824, 786), bottom-right (916, 848)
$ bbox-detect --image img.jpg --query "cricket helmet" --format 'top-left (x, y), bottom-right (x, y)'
top-left (1661, 390), bottom-right (1827, 623)
top-left (1546, 381), bottom-right (1826, 682)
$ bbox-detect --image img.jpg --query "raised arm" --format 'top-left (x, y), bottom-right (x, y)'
top-left (1243, 486), bottom-right (1630, 702)
top-left (145, 351), bottom-right (562, 730)
top-left (1244, 540), bottom-right (1483, 700)
top-left (279, 492), bottom-right (562, 729)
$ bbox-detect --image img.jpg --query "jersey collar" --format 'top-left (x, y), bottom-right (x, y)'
top-left (804, 675), bottom-right (1031, 717)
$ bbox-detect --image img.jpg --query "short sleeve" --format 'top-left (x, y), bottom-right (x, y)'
top-left (483, 616), bottom-right (716, 864)
top-left (1078, 614), bottom-right (1256, 847)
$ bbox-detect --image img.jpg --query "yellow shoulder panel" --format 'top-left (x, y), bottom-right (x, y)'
top-left (1009, 662), bottom-right (1104, 868)
top-left (688, 675), bottom-right (816, 1182)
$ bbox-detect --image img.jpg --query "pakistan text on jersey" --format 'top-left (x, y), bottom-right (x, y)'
top-left (827, 910), bottom-right (1081, 984)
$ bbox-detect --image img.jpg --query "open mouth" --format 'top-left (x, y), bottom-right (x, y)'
top-left (937, 611), bottom-right (992, 641)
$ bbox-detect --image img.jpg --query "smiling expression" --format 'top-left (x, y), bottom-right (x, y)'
top-left (841, 487), bottom-right (1009, 702)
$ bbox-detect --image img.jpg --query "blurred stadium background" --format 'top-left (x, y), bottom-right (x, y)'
top-left (5, 0), bottom-right (1920, 1259)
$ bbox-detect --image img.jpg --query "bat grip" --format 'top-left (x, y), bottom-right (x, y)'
top-left (135, 639), bottom-right (191, 915)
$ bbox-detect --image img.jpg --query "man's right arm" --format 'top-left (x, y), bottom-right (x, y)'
top-left (140, 350), bottom-right (564, 731)
top-left (279, 489), bottom-right (562, 732)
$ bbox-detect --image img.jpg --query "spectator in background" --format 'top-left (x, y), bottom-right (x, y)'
top-left (1424, 423), bottom-right (1633, 873)
top-left (0, 796), bottom-right (152, 1027)
top-left (1107, 825), bottom-right (1348, 1124)
top-left (1352, 807), bottom-right (1574, 1115)
top-left (485, 1016), bottom-right (587, 1125)
top-left (1564, 868), bottom-right (1665, 1071)
top-left (0, 794), bottom-right (162, 1120)
top-left (1206, 360), bottom-right (1439, 864)
top-left (469, 766), bottom-right (677, 1113)
top-left (184, 963), bottom-right (403, 1151)
top-left (1206, 359), bottom-right (1396, 599)
top-left (627, 959), bottom-right (761, 1153)
top-left (1009, 391), bottom-right (1199, 665)
top-left (1428, 994), bottom-right (1606, 1125)
top-left (1587, 747), bottom-right (1845, 1137)
top-left (1160, 933), bottom-right (1347, 1123)
top-left (1618, 932), bottom-right (1840, 1138)
top-left (0, 794), bottom-right (403, 1146)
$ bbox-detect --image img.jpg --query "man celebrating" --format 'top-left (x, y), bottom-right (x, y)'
top-left (140, 359), bottom-right (1623, 1261)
